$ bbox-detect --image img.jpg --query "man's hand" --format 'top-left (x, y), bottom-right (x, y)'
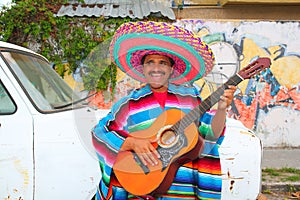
top-left (211, 85), bottom-right (237, 138)
top-left (218, 85), bottom-right (237, 110)
top-left (121, 137), bottom-right (160, 166)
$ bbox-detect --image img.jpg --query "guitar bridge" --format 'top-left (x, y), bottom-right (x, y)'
top-left (132, 152), bottom-right (150, 174)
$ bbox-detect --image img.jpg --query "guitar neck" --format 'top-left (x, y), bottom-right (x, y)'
top-left (173, 74), bottom-right (244, 131)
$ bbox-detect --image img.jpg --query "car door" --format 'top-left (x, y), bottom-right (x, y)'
top-left (0, 65), bottom-right (34, 199)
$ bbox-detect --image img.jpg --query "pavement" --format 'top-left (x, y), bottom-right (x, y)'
top-left (261, 147), bottom-right (300, 195)
top-left (262, 148), bottom-right (300, 169)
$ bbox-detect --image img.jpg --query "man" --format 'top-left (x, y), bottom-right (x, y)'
top-left (92, 21), bottom-right (236, 200)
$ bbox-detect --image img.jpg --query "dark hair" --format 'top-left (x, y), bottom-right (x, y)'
top-left (141, 54), bottom-right (175, 67)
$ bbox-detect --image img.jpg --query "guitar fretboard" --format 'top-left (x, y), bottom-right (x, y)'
top-left (172, 74), bottom-right (243, 132)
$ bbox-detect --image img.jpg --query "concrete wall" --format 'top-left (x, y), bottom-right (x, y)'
top-left (173, 5), bottom-right (300, 20)
top-left (172, 6), bottom-right (300, 147)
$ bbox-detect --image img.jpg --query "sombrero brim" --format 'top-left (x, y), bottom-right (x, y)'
top-left (110, 21), bottom-right (214, 84)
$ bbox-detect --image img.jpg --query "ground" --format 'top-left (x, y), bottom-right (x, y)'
top-left (260, 167), bottom-right (300, 200)
top-left (261, 191), bottom-right (300, 200)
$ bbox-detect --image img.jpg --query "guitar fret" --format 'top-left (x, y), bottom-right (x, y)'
top-left (173, 74), bottom-right (243, 131)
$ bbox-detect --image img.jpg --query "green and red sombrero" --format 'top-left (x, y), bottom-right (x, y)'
top-left (109, 21), bottom-right (215, 84)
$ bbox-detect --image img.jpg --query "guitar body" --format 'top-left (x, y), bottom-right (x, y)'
top-left (113, 109), bottom-right (204, 196)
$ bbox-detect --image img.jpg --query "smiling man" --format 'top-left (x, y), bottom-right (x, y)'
top-left (142, 54), bottom-right (174, 92)
top-left (92, 21), bottom-right (236, 200)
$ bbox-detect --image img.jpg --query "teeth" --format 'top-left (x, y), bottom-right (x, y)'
top-left (150, 73), bottom-right (164, 77)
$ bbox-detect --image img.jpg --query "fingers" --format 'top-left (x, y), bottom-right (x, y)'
top-left (132, 138), bottom-right (160, 166)
top-left (218, 85), bottom-right (237, 110)
top-left (139, 151), bottom-right (159, 166)
top-left (223, 85), bottom-right (236, 100)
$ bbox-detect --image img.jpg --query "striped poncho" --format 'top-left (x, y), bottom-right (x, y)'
top-left (92, 84), bottom-right (225, 200)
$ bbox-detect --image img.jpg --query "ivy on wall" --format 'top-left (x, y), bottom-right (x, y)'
top-left (0, 0), bottom-right (172, 93)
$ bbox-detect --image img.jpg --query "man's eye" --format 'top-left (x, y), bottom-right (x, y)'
top-left (160, 62), bottom-right (171, 67)
top-left (145, 61), bottom-right (154, 65)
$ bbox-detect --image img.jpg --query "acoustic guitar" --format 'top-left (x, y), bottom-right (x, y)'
top-left (113, 57), bottom-right (271, 196)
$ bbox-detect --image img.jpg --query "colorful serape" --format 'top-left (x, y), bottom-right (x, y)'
top-left (92, 83), bottom-right (225, 200)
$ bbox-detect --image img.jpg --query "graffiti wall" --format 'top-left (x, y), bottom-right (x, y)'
top-left (65, 20), bottom-right (300, 148)
top-left (174, 19), bottom-right (300, 147)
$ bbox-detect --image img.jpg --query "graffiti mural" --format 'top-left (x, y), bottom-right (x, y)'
top-left (64, 20), bottom-right (300, 147)
top-left (175, 20), bottom-right (300, 147)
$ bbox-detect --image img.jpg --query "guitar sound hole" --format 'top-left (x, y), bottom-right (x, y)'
top-left (160, 129), bottom-right (177, 147)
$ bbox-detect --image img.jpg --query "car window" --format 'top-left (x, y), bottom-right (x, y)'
top-left (1, 51), bottom-right (81, 112)
top-left (0, 80), bottom-right (16, 114)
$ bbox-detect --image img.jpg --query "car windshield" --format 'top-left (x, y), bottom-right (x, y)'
top-left (1, 51), bottom-right (82, 112)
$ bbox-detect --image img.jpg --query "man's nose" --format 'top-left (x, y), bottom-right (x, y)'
top-left (154, 62), bottom-right (167, 68)
top-left (151, 63), bottom-right (161, 70)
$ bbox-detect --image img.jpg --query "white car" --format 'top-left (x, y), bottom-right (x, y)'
top-left (0, 41), bottom-right (100, 200)
top-left (0, 41), bottom-right (262, 200)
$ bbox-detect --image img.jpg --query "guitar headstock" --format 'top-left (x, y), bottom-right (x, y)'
top-left (238, 57), bottom-right (271, 80)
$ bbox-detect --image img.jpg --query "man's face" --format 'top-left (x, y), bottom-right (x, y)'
top-left (142, 54), bottom-right (173, 92)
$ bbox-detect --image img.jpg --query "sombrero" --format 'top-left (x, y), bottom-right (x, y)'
top-left (109, 21), bottom-right (215, 84)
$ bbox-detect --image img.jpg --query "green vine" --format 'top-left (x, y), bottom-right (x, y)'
top-left (0, 0), bottom-right (172, 94)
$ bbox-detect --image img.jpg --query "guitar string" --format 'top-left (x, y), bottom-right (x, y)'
top-left (172, 74), bottom-right (242, 132)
